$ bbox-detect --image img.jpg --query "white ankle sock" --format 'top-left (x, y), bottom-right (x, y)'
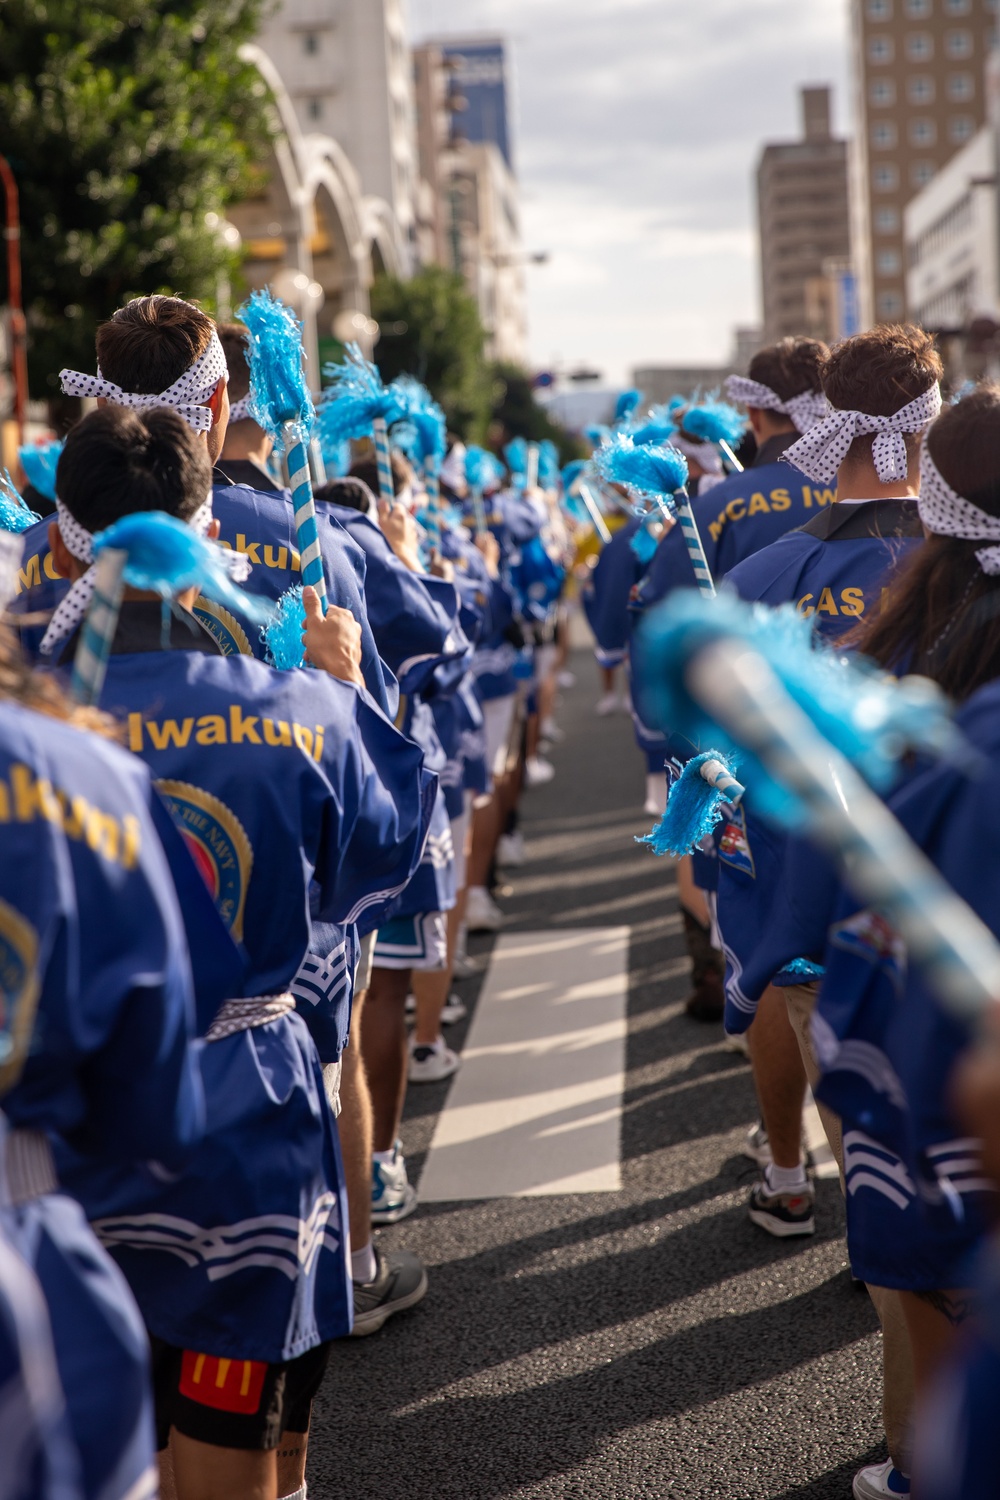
top-left (279, 1486), bottom-right (307, 1500)
top-left (765, 1162), bottom-right (808, 1192)
top-left (351, 1242), bottom-right (377, 1284)
top-left (372, 1147), bottom-right (395, 1165)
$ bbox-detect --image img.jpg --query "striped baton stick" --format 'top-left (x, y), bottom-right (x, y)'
top-left (719, 440), bottom-right (744, 474)
top-left (372, 417), bottom-right (397, 506)
top-left (309, 438), bottom-right (327, 487)
top-left (71, 547), bottom-right (127, 706)
top-left (525, 443), bottom-right (539, 492)
top-left (470, 485), bottom-right (487, 537)
top-left (688, 637), bottom-right (1000, 1024)
top-left (698, 756), bottom-right (746, 806)
top-left (577, 482), bottom-right (612, 544)
top-left (282, 420), bottom-right (328, 612)
top-left (423, 457), bottom-right (442, 557)
top-left (674, 487), bottom-right (715, 598)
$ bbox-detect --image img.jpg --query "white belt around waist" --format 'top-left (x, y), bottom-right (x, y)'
top-left (5, 1129), bottom-right (58, 1205)
top-left (205, 993), bottom-right (296, 1043)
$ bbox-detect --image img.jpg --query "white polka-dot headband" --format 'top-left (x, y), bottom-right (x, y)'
top-left (59, 330), bottom-right (229, 434)
top-left (228, 394), bottom-right (252, 423)
top-left (724, 374), bottom-right (829, 434)
top-left (670, 435), bottom-right (722, 475)
top-left (40, 495), bottom-right (217, 656)
top-left (918, 445), bottom-right (1000, 575)
top-left (784, 383), bottom-right (942, 485)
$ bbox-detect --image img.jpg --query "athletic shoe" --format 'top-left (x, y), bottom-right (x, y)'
top-left (525, 754), bottom-right (555, 786)
top-left (852, 1462), bottom-right (910, 1498)
top-left (496, 831), bottom-right (526, 867)
top-left (540, 718), bottom-right (564, 742)
top-left (404, 992), bottom-right (468, 1026)
top-left (747, 1177), bottom-right (815, 1238)
top-left (643, 773), bottom-right (667, 818)
top-left (557, 670), bottom-right (575, 688)
top-left (466, 886), bottom-right (503, 932)
top-left (452, 947), bottom-right (478, 977)
top-left (371, 1141), bottom-right (418, 1225)
top-left (408, 1038), bottom-right (461, 1083)
top-left (595, 692), bottom-right (621, 716)
top-left (723, 1030), bottom-right (750, 1057)
top-left (743, 1122), bottom-right (771, 1167)
top-left (350, 1248), bottom-right (429, 1337)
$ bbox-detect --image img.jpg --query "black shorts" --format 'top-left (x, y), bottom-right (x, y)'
top-left (150, 1337), bottom-right (331, 1451)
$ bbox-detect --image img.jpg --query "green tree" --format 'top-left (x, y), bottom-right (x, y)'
top-left (371, 265), bottom-right (493, 441)
top-left (488, 361), bottom-right (585, 465)
top-left (0, 0), bottom-right (273, 394)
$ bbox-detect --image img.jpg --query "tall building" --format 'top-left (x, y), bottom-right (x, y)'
top-left (412, 38), bottom-right (528, 365)
top-left (260, 0), bottom-right (419, 273)
top-left (756, 87), bottom-right (851, 343)
top-left (849, 0), bottom-right (999, 327)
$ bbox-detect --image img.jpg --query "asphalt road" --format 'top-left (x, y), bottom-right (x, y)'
top-left (308, 648), bottom-right (884, 1500)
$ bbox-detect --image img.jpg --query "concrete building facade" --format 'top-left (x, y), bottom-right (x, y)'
top-left (849, 0), bottom-right (999, 327)
top-left (756, 87), bottom-right (851, 343)
top-left (905, 121), bottom-right (1000, 331)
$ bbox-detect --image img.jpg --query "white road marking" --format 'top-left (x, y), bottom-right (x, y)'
top-left (418, 927), bottom-right (629, 1200)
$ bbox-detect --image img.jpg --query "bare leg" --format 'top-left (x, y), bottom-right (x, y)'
top-left (899, 1288), bottom-right (975, 1395)
top-left (599, 665), bottom-right (616, 694)
top-left (337, 990), bottom-right (371, 1252)
top-left (360, 966), bottom-right (411, 1153)
top-left (412, 905), bottom-right (462, 1046)
top-left (170, 1433), bottom-right (276, 1500)
top-left (748, 985), bottom-right (807, 1169)
top-left (675, 854), bottom-right (709, 927)
top-left (469, 794), bottom-right (502, 889)
top-left (276, 1428), bottom-right (308, 1496)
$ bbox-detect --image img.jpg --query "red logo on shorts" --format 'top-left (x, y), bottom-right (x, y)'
top-left (179, 1350), bottom-right (267, 1413)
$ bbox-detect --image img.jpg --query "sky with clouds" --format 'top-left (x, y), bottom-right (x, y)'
top-left (408, 0), bottom-right (851, 384)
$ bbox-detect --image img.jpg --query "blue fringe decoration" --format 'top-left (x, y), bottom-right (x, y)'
top-left (628, 418), bottom-right (677, 447)
top-left (537, 439), bottom-right (560, 489)
top-left (92, 512), bottom-right (274, 626)
top-left (584, 423), bottom-right (611, 450)
top-left (593, 435), bottom-right (688, 509)
top-left (778, 957), bottom-right (825, 981)
top-left (0, 471), bottom-right (41, 533)
top-left (322, 438), bottom-right (351, 478)
top-left (681, 399), bottom-right (745, 447)
top-left (465, 445), bottom-right (503, 491)
top-left (630, 519), bottom-right (660, 563)
top-left (237, 289), bottom-right (314, 449)
top-left (18, 441), bottom-right (62, 502)
top-left (614, 388), bottom-right (643, 425)
top-left (317, 342), bottom-right (403, 445)
top-left (504, 436), bottom-right (528, 483)
top-left (262, 585), bottom-right (307, 670)
top-left (634, 589), bottom-right (966, 827)
top-left (393, 378), bottom-right (446, 467)
top-left (637, 749), bottom-right (742, 857)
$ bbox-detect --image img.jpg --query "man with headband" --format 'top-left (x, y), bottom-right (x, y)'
top-left (710, 325), bottom-right (941, 1500)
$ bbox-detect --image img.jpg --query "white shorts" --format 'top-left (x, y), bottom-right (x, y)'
top-left (372, 911), bottom-right (448, 971)
top-left (355, 928), bottom-right (377, 993)
top-left (482, 693), bottom-right (516, 780)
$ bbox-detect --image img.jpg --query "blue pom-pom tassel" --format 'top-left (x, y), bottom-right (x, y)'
top-left (630, 519), bottom-right (659, 563)
top-left (393, 378), bottom-right (446, 467)
top-left (318, 342), bottom-right (403, 445)
top-left (637, 750), bottom-right (743, 857)
top-left (593, 434), bottom-right (688, 507)
top-left (614, 388), bottom-right (643, 424)
top-left (237, 289), bottom-right (314, 447)
top-left (0, 471), bottom-right (40, 534)
top-left (681, 400), bottom-right (745, 447)
top-left (504, 436), bottom-right (528, 481)
top-left (18, 441), bottom-right (63, 503)
top-left (262, 586), bottom-right (307, 670)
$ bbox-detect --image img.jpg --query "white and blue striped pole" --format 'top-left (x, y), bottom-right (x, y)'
top-left (282, 420), bottom-right (328, 611)
top-left (577, 481), bottom-right (612, 544)
top-left (719, 440), bottom-right (744, 474)
top-left (526, 443), bottom-right (539, 492)
top-left (470, 485), bottom-right (487, 537)
top-left (674, 487), bottom-right (715, 598)
top-left (698, 756), bottom-right (745, 806)
top-left (423, 458), bottom-right (442, 558)
top-left (71, 547), bottom-right (127, 706)
top-left (688, 637), bottom-right (1000, 1022)
top-left (372, 417), bottom-right (396, 506)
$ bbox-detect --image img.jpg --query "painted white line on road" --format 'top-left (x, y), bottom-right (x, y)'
top-left (418, 927), bottom-right (629, 1201)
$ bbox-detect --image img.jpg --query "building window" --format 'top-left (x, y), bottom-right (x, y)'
top-left (945, 28), bottom-right (973, 55)
top-left (905, 0), bottom-right (931, 14)
top-left (947, 72), bottom-right (974, 100)
top-left (871, 78), bottom-right (896, 105)
top-left (950, 114), bottom-right (975, 141)
top-left (911, 159), bottom-right (936, 186)
top-left (877, 291), bottom-right (904, 317)
top-left (908, 74), bottom-right (935, 102)
top-left (868, 0), bottom-right (892, 14)
top-left (873, 120), bottom-right (899, 147)
top-left (306, 97), bottom-right (323, 120)
top-left (875, 206), bottom-right (900, 232)
top-left (910, 116), bottom-right (937, 144)
top-left (874, 163), bottom-right (900, 190)
top-left (906, 31), bottom-right (934, 58)
top-left (944, 0), bottom-right (970, 12)
top-left (877, 249), bottom-right (903, 274)
top-left (869, 34), bottom-right (895, 61)
top-left (303, 31), bottom-right (319, 54)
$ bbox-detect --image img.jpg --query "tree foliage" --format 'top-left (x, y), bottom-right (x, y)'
top-left (0, 0), bottom-right (274, 394)
top-left (488, 361), bottom-right (585, 464)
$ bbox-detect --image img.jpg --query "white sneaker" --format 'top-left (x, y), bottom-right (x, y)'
top-left (404, 992), bottom-right (468, 1026)
top-left (496, 831), bottom-right (525, 867)
top-left (557, 670), bottom-right (575, 688)
top-left (540, 718), bottom-right (564, 742)
top-left (466, 886), bottom-right (503, 932)
top-left (595, 692), bottom-right (621, 716)
top-left (723, 1030), bottom-right (750, 1057)
top-left (371, 1140), bottom-right (418, 1225)
top-left (452, 947), bottom-right (478, 977)
top-left (743, 1122), bottom-right (772, 1167)
top-left (852, 1462), bottom-right (910, 1499)
top-left (643, 773), bottom-right (667, 817)
top-left (408, 1038), bottom-right (461, 1083)
top-left (525, 754), bottom-right (555, 786)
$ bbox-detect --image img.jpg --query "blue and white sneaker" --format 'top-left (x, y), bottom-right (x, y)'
top-left (371, 1140), bottom-right (418, 1225)
top-left (852, 1462), bottom-right (910, 1498)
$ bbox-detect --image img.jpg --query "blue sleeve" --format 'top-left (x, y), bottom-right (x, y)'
top-left (317, 513), bottom-right (397, 719)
